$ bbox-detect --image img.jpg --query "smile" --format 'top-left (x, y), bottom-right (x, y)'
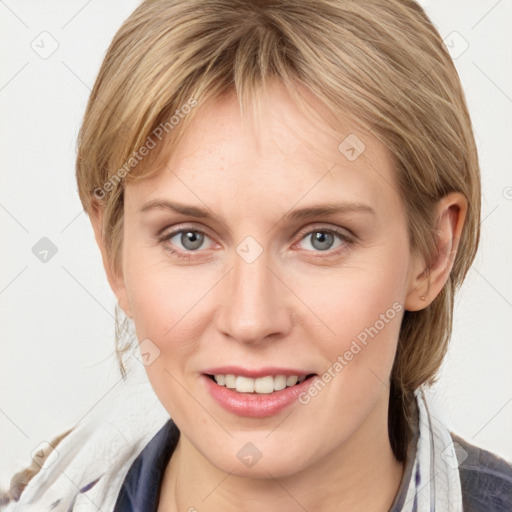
top-left (208, 374), bottom-right (311, 393)
top-left (201, 371), bottom-right (318, 417)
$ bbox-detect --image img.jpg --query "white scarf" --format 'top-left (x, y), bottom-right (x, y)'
top-left (4, 367), bottom-right (463, 512)
top-left (398, 388), bottom-right (463, 511)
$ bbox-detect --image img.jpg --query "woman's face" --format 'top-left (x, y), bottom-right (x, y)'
top-left (117, 83), bottom-right (422, 477)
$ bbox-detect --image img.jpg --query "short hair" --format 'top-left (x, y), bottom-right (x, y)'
top-left (75, 0), bottom-right (481, 461)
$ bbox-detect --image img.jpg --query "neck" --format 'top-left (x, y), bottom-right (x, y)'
top-left (159, 395), bottom-right (404, 512)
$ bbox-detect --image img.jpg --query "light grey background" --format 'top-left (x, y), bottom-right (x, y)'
top-left (1, 0), bottom-right (511, 491)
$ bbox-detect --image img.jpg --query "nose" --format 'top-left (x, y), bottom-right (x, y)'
top-left (215, 249), bottom-right (293, 345)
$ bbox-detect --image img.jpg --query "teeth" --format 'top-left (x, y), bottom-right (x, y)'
top-left (212, 374), bottom-right (308, 393)
top-left (274, 375), bottom-right (287, 391)
top-left (287, 375), bottom-right (298, 386)
top-left (236, 376), bottom-right (255, 393)
top-left (224, 374), bottom-right (236, 388)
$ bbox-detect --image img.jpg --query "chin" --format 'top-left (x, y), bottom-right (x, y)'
top-left (195, 434), bottom-right (316, 480)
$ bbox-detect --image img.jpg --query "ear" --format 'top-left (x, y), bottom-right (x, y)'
top-left (90, 203), bottom-right (133, 319)
top-left (405, 192), bottom-right (467, 311)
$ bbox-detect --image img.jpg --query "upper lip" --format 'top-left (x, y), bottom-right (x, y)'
top-left (202, 366), bottom-right (316, 379)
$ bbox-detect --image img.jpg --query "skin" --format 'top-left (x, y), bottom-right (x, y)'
top-left (92, 82), bottom-right (467, 512)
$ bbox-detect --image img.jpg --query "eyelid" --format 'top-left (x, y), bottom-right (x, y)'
top-left (158, 222), bottom-right (355, 258)
top-left (157, 227), bottom-right (216, 261)
top-left (159, 225), bottom-right (216, 247)
top-left (289, 226), bottom-right (352, 257)
top-left (158, 221), bottom-right (213, 238)
top-left (159, 223), bottom-right (353, 242)
top-left (293, 223), bottom-right (355, 243)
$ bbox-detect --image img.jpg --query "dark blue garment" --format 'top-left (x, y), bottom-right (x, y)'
top-left (113, 418), bottom-right (512, 511)
top-left (114, 419), bottom-right (180, 512)
top-left (452, 433), bottom-right (512, 512)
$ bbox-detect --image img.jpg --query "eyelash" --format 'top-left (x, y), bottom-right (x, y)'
top-left (158, 225), bottom-right (354, 260)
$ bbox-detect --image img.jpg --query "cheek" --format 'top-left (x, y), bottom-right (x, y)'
top-left (123, 259), bottom-right (214, 418)
top-left (122, 233), bottom-right (213, 332)
top-left (123, 254), bottom-right (219, 379)
top-left (295, 248), bottom-right (407, 346)
top-left (293, 247), bottom-right (408, 403)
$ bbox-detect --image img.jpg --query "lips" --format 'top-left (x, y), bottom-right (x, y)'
top-left (201, 366), bottom-right (318, 417)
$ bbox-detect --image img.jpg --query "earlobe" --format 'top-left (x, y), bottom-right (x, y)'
top-left (405, 192), bottom-right (467, 311)
top-left (89, 204), bottom-right (133, 319)
top-left (405, 265), bottom-right (432, 312)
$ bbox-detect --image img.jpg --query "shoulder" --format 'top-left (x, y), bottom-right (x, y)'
top-left (1, 369), bottom-right (171, 511)
top-left (451, 433), bottom-right (512, 512)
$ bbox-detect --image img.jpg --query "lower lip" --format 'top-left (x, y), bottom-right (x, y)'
top-left (201, 374), bottom-right (317, 417)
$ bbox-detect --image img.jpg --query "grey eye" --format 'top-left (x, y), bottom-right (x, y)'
top-left (310, 231), bottom-right (335, 251)
top-left (179, 231), bottom-right (205, 250)
top-left (298, 230), bottom-right (344, 252)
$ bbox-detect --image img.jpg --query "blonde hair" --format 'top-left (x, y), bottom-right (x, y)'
top-left (77, 0), bottom-right (479, 463)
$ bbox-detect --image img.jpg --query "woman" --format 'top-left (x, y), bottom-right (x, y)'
top-left (3, 0), bottom-right (511, 510)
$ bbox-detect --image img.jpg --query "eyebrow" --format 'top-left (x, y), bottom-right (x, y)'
top-left (139, 199), bottom-right (375, 222)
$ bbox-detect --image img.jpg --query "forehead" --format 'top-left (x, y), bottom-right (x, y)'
top-left (124, 83), bottom-right (401, 221)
